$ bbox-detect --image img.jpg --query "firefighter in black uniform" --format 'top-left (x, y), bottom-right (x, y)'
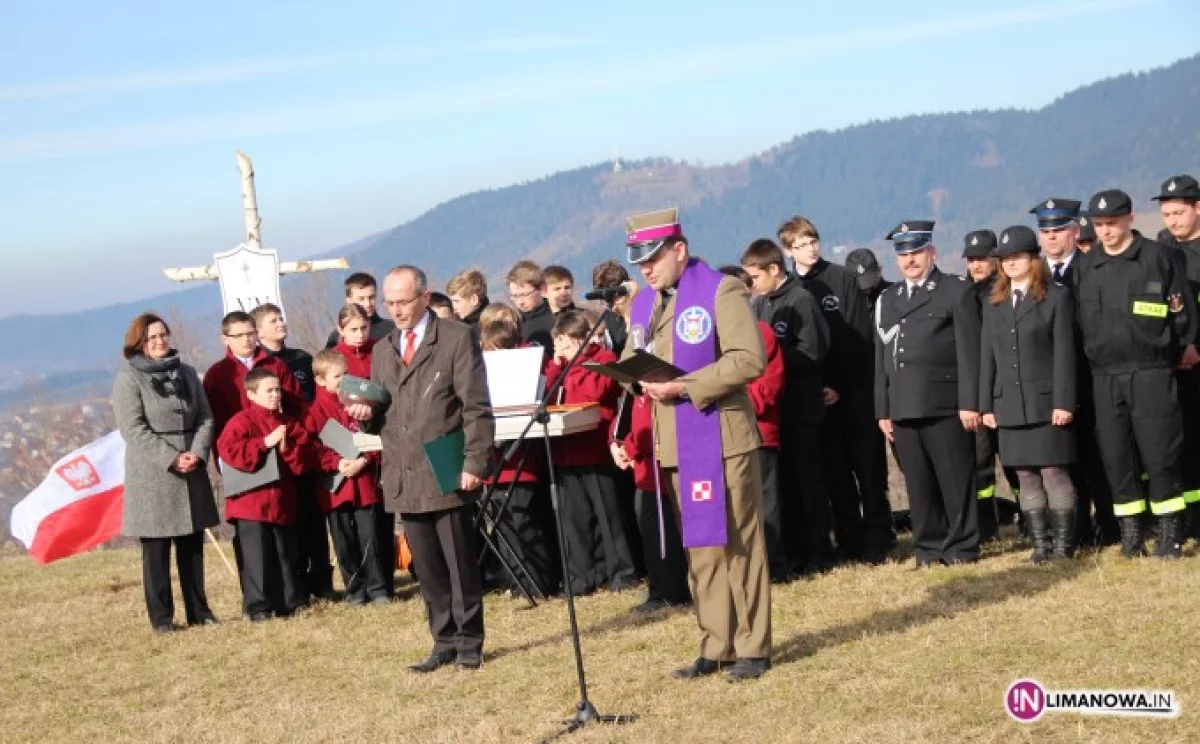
top-left (962, 229), bottom-right (1020, 541)
top-left (874, 221), bottom-right (981, 566)
top-left (1073, 189), bottom-right (1197, 558)
top-left (1032, 197), bottom-right (1119, 547)
top-left (779, 217), bottom-right (893, 563)
top-left (1076, 214), bottom-right (1097, 253)
top-left (1152, 174), bottom-right (1200, 541)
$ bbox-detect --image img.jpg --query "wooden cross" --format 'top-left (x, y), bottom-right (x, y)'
top-left (161, 152), bottom-right (349, 284)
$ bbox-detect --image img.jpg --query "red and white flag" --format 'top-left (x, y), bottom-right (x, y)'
top-left (10, 431), bottom-right (125, 564)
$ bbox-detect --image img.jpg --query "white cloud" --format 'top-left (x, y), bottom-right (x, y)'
top-left (0, 0), bottom-right (1159, 163)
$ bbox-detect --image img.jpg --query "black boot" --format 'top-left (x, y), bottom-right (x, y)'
top-left (1119, 516), bottom-right (1146, 558)
top-left (978, 497), bottom-right (999, 543)
top-left (1023, 509), bottom-right (1053, 564)
top-left (1153, 513), bottom-right (1183, 559)
top-left (1049, 510), bottom-right (1076, 560)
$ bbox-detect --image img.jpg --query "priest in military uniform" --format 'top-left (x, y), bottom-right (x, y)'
top-left (621, 208), bottom-right (772, 682)
top-left (874, 221), bottom-right (982, 566)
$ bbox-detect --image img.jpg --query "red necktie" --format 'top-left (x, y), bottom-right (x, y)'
top-left (402, 330), bottom-right (417, 365)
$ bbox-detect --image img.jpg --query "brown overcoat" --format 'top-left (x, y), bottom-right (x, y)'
top-left (371, 312), bottom-right (494, 514)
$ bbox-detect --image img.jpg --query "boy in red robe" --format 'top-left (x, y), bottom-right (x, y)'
top-left (217, 368), bottom-right (314, 621)
top-left (204, 311), bottom-right (306, 437)
top-left (305, 350), bottom-right (389, 605)
top-left (546, 309), bottom-right (636, 594)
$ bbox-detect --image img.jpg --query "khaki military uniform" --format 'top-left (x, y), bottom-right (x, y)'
top-left (626, 274), bottom-right (771, 661)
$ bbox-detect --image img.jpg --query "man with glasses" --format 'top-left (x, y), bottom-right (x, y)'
top-left (506, 260), bottom-right (556, 353)
top-left (372, 266), bottom-right (494, 672)
top-left (203, 310), bottom-right (305, 438)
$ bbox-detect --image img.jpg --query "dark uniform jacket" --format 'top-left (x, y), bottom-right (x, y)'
top-left (979, 283), bottom-right (1076, 426)
top-left (520, 300), bottom-right (556, 354)
top-left (1072, 231), bottom-right (1197, 374)
top-left (795, 260), bottom-right (875, 393)
top-left (752, 275), bottom-right (830, 424)
top-left (873, 267), bottom-right (980, 422)
top-left (371, 312), bottom-right (495, 514)
top-left (266, 345), bottom-right (316, 402)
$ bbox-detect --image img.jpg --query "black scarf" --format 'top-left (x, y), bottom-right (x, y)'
top-left (129, 352), bottom-right (191, 403)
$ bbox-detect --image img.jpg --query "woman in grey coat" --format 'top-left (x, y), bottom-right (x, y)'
top-left (112, 313), bottom-right (221, 632)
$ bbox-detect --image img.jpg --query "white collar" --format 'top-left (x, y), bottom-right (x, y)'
top-left (1050, 251), bottom-right (1076, 270)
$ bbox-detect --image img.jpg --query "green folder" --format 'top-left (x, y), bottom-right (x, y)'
top-left (423, 429), bottom-right (466, 495)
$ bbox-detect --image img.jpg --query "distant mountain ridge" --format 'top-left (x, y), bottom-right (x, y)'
top-left (3, 54), bottom-right (1198, 383)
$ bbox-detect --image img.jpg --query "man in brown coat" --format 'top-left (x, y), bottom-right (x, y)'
top-left (622, 208), bottom-right (772, 682)
top-left (371, 265), bottom-right (495, 672)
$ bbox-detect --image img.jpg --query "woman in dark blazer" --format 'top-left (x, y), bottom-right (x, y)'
top-left (979, 226), bottom-right (1078, 562)
top-left (112, 313), bottom-right (221, 632)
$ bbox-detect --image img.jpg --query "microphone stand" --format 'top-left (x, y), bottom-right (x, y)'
top-left (498, 304), bottom-right (636, 741)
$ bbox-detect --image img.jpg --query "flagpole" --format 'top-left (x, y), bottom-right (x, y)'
top-left (205, 528), bottom-right (238, 580)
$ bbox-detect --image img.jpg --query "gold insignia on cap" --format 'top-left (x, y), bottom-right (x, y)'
top-left (625, 207), bottom-right (679, 234)
top-left (1098, 197), bottom-right (1107, 209)
top-left (971, 236), bottom-right (978, 246)
top-left (1169, 181), bottom-right (1177, 192)
top-left (1047, 199), bottom-right (1055, 209)
top-left (901, 223), bottom-right (909, 232)
top-left (1002, 232), bottom-right (1009, 244)
top-left (1080, 216), bottom-right (1088, 226)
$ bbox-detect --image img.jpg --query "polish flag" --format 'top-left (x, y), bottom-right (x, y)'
top-left (10, 431), bottom-right (125, 564)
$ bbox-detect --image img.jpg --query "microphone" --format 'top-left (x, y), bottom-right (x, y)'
top-left (584, 285), bottom-right (630, 302)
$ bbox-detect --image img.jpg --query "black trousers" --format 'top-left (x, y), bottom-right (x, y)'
top-left (822, 387), bottom-right (893, 557)
top-left (233, 520), bottom-right (302, 616)
top-left (402, 506), bottom-right (485, 656)
top-left (140, 532), bottom-right (211, 628)
top-left (757, 448), bottom-right (787, 580)
top-left (558, 465), bottom-right (637, 594)
top-left (1175, 369), bottom-right (1200, 534)
top-left (488, 482), bottom-right (557, 596)
top-left (1092, 369), bottom-right (1186, 516)
top-left (327, 504), bottom-right (388, 601)
top-left (294, 476), bottom-right (333, 598)
top-left (634, 488), bottom-right (691, 604)
top-left (375, 509), bottom-right (397, 595)
top-left (1072, 403), bottom-right (1120, 541)
top-left (779, 421), bottom-right (835, 570)
top-left (892, 416), bottom-right (979, 563)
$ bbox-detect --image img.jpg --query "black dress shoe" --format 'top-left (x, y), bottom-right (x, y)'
top-left (247, 612), bottom-right (272, 623)
top-left (189, 615), bottom-right (221, 627)
top-left (632, 597), bottom-right (671, 615)
top-left (670, 658), bottom-right (729, 679)
top-left (408, 650), bottom-right (457, 674)
top-left (723, 658), bottom-right (770, 682)
top-left (152, 624), bottom-right (175, 635)
top-left (455, 651), bottom-right (483, 670)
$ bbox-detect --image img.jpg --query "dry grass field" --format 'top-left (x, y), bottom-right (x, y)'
top-left (1, 531), bottom-right (1197, 744)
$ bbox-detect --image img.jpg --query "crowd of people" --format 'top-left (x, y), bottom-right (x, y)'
top-left (110, 173), bottom-right (1200, 683)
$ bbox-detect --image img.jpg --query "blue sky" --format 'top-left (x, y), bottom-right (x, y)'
top-left (1, 0), bottom-right (1197, 317)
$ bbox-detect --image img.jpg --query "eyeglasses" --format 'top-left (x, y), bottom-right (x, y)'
top-left (224, 331), bottom-right (258, 340)
top-left (383, 295), bottom-right (424, 309)
top-left (509, 289), bottom-right (539, 301)
top-left (789, 239), bottom-right (819, 251)
top-left (146, 333), bottom-right (170, 342)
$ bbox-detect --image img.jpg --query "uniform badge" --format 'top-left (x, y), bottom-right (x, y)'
top-left (901, 223), bottom-right (909, 233)
top-left (772, 320), bottom-right (788, 339)
top-left (1098, 197), bottom-right (1108, 209)
top-left (691, 480), bottom-right (713, 502)
top-left (675, 305), bottom-right (713, 345)
top-left (1168, 180), bottom-right (1177, 192)
top-left (926, 281), bottom-right (937, 291)
top-left (971, 236), bottom-right (978, 246)
top-left (855, 265), bottom-right (865, 274)
top-left (1169, 293), bottom-right (1184, 313)
top-left (821, 295), bottom-right (840, 312)
top-left (1002, 232), bottom-right (1010, 244)
top-left (1080, 216), bottom-right (1089, 226)
top-left (1046, 199), bottom-right (1055, 209)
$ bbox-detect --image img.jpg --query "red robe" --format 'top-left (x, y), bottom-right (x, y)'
top-left (613, 392), bottom-right (661, 491)
top-left (746, 321), bottom-right (786, 449)
top-left (217, 405), bottom-right (313, 525)
top-left (304, 387), bottom-right (381, 512)
top-left (203, 347), bottom-right (306, 437)
top-left (545, 344), bottom-right (620, 468)
top-left (334, 338), bottom-right (376, 380)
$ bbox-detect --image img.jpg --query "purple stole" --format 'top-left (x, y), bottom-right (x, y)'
top-left (631, 258), bottom-right (727, 549)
